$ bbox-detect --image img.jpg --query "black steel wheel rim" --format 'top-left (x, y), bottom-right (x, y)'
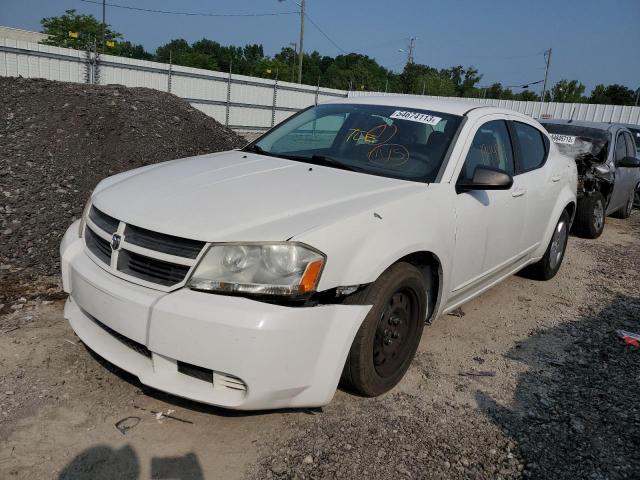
top-left (373, 288), bottom-right (419, 378)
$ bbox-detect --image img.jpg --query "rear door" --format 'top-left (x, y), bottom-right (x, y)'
top-left (449, 116), bottom-right (527, 298)
top-left (509, 119), bottom-right (560, 253)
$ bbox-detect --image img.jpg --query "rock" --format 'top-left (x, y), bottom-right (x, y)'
top-left (270, 459), bottom-right (287, 475)
top-left (302, 455), bottom-right (313, 464)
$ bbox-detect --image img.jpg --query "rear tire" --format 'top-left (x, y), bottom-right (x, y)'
top-left (523, 210), bottom-right (570, 280)
top-left (572, 191), bottom-right (605, 239)
top-left (613, 190), bottom-right (634, 219)
top-left (340, 262), bottom-right (427, 397)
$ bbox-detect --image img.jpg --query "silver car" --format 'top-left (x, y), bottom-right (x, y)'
top-left (541, 120), bottom-right (640, 238)
top-left (620, 124), bottom-right (640, 207)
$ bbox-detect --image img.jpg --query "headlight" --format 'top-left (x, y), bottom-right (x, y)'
top-left (78, 197), bottom-right (92, 237)
top-left (187, 242), bottom-right (325, 297)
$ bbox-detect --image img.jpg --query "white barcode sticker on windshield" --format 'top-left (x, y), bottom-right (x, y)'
top-left (550, 134), bottom-right (577, 145)
top-left (390, 110), bottom-right (442, 125)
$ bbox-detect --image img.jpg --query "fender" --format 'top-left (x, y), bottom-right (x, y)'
top-left (294, 187), bottom-right (455, 294)
top-left (533, 184), bottom-right (576, 260)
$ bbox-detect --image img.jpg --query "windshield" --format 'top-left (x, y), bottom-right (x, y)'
top-left (248, 103), bottom-right (463, 183)
top-left (543, 123), bottom-right (610, 162)
top-left (627, 127), bottom-right (640, 154)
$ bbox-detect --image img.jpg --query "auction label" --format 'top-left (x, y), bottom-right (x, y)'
top-left (390, 110), bottom-right (442, 125)
top-left (550, 134), bottom-right (577, 145)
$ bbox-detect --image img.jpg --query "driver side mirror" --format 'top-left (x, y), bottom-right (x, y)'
top-left (617, 156), bottom-right (640, 168)
top-left (456, 166), bottom-right (514, 193)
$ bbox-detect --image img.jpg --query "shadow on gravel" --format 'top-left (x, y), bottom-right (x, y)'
top-left (477, 295), bottom-right (640, 479)
top-left (58, 445), bottom-right (203, 480)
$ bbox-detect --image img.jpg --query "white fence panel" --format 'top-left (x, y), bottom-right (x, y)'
top-left (2, 40), bottom-right (638, 131)
top-left (349, 91), bottom-right (640, 125)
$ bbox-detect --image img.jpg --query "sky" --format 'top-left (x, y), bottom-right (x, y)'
top-left (1, 0), bottom-right (639, 95)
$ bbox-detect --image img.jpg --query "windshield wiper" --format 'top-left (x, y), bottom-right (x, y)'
top-left (243, 144), bottom-right (270, 155)
top-left (280, 154), bottom-right (359, 172)
top-left (243, 147), bottom-right (358, 172)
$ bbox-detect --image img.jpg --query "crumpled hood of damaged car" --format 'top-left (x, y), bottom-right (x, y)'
top-left (91, 151), bottom-right (425, 241)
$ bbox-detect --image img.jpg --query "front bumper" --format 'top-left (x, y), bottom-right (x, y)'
top-left (60, 221), bottom-right (370, 410)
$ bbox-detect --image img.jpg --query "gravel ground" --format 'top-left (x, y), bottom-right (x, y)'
top-left (0, 213), bottom-right (637, 479)
top-left (0, 77), bottom-right (245, 312)
top-left (248, 215), bottom-right (640, 480)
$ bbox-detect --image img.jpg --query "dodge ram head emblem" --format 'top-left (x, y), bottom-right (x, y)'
top-left (111, 233), bottom-right (122, 251)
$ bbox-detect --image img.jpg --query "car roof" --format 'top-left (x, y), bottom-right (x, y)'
top-left (539, 118), bottom-right (629, 132)
top-left (323, 95), bottom-right (521, 118)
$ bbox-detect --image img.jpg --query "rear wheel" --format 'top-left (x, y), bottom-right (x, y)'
top-left (573, 191), bottom-right (605, 239)
top-left (524, 210), bottom-right (570, 280)
top-left (613, 189), bottom-right (634, 219)
top-left (340, 263), bottom-right (427, 397)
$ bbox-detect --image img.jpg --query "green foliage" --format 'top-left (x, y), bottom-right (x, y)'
top-left (39, 10), bottom-right (636, 104)
top-left (551, 79), bottom-right (586, 103)
top-left (40, 9), bottom-right (121, 50)
top-left (589, 84), bottom-right (637, 105)
top-left (110, 41), bottom-right (154, 60)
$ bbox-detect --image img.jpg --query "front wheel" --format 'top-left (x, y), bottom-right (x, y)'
top-left (524, 210), bottom-right (570, 281)
top-left (573, 192), bottom-right (605, 239)
top-left (340, 263), bottom-right (427, 397)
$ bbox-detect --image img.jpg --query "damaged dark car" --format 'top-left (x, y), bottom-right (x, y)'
top-left (541, 120), bottom-right (640, 238)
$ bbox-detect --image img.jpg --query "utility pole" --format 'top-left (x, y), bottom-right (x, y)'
top-left (289, 42), bottom-right (297, 82)
top-left (541, 48), bottom-right (552, 102)
top-left (406, 37), bottom-right (416, 64)
top-left (101, 0), bottom-right (106, 53)
top-left (635, 88), bottom-right (640, 107)
top-left (297, 0), bottom-right (305, 84)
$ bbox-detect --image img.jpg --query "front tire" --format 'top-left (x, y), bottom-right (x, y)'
top-left (573, 191), bottom-right (605, 239)
top-left (524, 210), bottom-right (570, 280)
top-left (340, 263), bottom-right (427, 397)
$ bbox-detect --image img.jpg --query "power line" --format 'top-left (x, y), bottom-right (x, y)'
top-left (303, 12), bottom-right (346, 53)
top-left (79, 0), bottom-right (299, 17)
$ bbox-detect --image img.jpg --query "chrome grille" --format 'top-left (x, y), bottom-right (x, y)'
top-left (124, 224), bottom-right (204, 259)
top-left (84, 206), bottom-right (205, 289)
top-left (85, 226), bottom-right (112, 264)
top-left (89, 206), bottom-right (119, 234)
top-left (117, 250), bottom-right (191, 287)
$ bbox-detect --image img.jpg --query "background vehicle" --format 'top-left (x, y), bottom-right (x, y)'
top-left (60, 98), bottom-right (576, 409)
top-left (620, 124), bottom-right (640, 207)
top-left (541, 120), bottom-right (640, 238)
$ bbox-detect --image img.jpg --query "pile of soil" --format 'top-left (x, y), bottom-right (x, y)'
top-left (0, 76), bottom-right (245, 310)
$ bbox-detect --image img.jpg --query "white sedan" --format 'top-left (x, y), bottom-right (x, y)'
top-left (60, 97), bottom-right (577, 409)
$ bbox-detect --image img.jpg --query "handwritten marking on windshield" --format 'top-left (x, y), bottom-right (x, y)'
top-left (368, 144), bottom-right (410, 167)
top-left (346, 124), bottom-right (398, 145)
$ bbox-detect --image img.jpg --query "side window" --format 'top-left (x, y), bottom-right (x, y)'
top-left (615, 133), bottom-right (628, 162)
top-left (513, 122), bottom-right (547, 173)
top-left (461, 120), bottom-right (514, 180)
top-left (624, 132), bottom-right (636, 157)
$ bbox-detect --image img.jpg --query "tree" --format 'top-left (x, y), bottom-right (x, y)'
top-left (551, 79), bottom-right (586, 103)
top-left (589, 84), bottom-right (636, 105)
top-left (110, 41), bottom-right (153, 60)
top-left (444, 65), bottom-right (483, 97)
top-left (40, 9), bottom-right (121, 50)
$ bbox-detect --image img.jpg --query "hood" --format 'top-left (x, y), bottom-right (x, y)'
top-left (92, 151), bottom-right (425, 241)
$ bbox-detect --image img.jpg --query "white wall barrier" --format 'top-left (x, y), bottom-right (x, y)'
top-left (2, 38), bottom-right (639, 131)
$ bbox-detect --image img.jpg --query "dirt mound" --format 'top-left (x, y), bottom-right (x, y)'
top-left (0, 76), bottom-right (245, 309)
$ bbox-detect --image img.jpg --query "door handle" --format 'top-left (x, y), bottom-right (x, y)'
top-left (512, 188), bottom-right (527, 198)
top-left (551, 174), bottom-right (561, 182)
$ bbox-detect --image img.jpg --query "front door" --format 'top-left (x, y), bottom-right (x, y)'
top-left (450, 117), bottom-right (527, 298)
